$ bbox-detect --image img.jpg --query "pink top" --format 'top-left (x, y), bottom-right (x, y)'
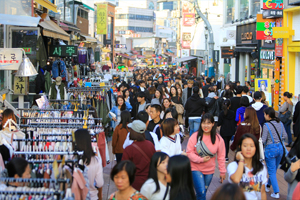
top-left (186, 132), bottom-right (226, 175)
top-left (292, 182), bottom-right (300, 200)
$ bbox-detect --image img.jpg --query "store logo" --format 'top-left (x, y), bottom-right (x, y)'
top-left (241, 32), bottom-right (253, 40)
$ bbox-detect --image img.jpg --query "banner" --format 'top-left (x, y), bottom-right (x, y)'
top-left (97, 4), bottom-right (107, 35)
top-left (0, 48), bottom-right (23, 70)
top-left (263, 0), bottom-right (283, 10)
top-left (49, 45), bottom-right (78, 57)
top-left (183, 13), bottom-right (195, 26)
top-left (182, 32), bottom-right (191, 48)
top-left (275, 18), bottom-right (283, 57)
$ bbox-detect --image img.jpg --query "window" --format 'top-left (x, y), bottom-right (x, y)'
top-left (226, 0), bottom-right (235, 24)
top-left (115, 26), bottom-right (153, 33)
top-left (78, 8), bottom-right (88, 20)
top-left (0, 0), bottom-right (32, 16)
top-left (250, 0), bottom-right (260, 16)
top-left (116, 14), bottom-right (153, 21)
top-left (239, 0), bottom-right (249, 19)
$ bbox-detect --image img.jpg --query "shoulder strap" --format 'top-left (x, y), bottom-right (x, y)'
top-left (269, 122), bottom-right (283, 143)
top-left (163, 183), bottom-right (169, 200)
top-left (265, 123), bottom-right (275, 143)
top-left (132, 143), bottom-right (151, 162)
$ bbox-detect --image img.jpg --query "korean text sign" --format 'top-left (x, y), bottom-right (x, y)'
top-left (97, 4), bottom-right (107, 35)
top-left (49, 45), bottom-right (78, 57)
top-left (0, 48), bottom-right (23, 70)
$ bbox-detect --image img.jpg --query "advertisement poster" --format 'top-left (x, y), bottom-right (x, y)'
top-left (183, 13), bottom-right (195, 26)
top-left (182, 32), bottom-right (191, 48)
top-left (0, 48), bottom-right (23, 70)
top-left (97, 4), bottom-right (107, 35)
top-left (255, 78), bottom-right (272, 105)
top-left (256, 14), bottom-right (276, 40)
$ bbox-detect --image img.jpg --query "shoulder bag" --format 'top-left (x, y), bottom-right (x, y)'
top-left (195, 136), bottom-right (216, 158)
top-left (132, 143), bottom-right (151, 163)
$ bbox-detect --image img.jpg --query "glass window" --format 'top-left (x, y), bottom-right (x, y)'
top-left (226, 0), bottom-right (235, 24)
top-left (239, 0), bottom-right (249, 19)
top-left (0, 0), bottom-right (32, 16)
top-left (0, 24), bottom-right (3, 90)
top-left (149, 2), bottom-right (155, 10)
top-left (250, 0), bottom-right (260, 16)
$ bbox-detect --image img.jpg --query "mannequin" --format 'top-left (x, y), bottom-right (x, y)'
top-left (49, 76), bottom-right (67, 100)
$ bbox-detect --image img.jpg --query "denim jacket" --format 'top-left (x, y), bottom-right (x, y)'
top-left (109, 102), bottom-right (132, 128)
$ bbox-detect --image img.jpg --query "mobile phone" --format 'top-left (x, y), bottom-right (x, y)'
top-left (291, 155), bottom-right (298, 162)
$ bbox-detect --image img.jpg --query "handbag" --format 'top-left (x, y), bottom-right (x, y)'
top-left (268, 122), bottom-right (289, 168)
top-left (174, 103), bottom-right (184, 115)
top-left (278, 110), bottom-right (291, 124)
top-left (195, 136), bottom-right (215, 158)
top-left (258, 125), bottom-right (264, 160)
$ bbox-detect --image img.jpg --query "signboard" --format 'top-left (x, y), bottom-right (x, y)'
top-left (182, 32), bottom-right (191, 48)
top-left (255, 78), bottom-right (272, 104)
top-left (262, 10), bottom-right (283, 18)
top-left (288, 0), bottom-right (300, 5)
top-left (275, 18), bottom-right (283, 57)
top-left (22, 48), bottom-right (32, 54)
top-left (236, 23), bottom-right (258, 45)
top-left (260, 49), bottom-right (275, 60)
top-left (0, 48), bottom-right (23, 70)
top-left (221, 48), bottom-right (234, 58)
top-left (181, 49), bottom-right (190, 57)
top-left (213, 50), bottom-right (220, 62)
top-left (183, 13), bottom-right (195, 26)
top-left (49, 45), bottom-right (78, 57)
top-left (273, 27), bottom-right (293, 38)
top-left (256, 14), bottom-right (276, 40)
top-left (263, 0), bottom-right (283, 10)
top-left (97, 4), bottom-right (107, 35)
top-left (182, 1), bottom-right (194, 13)
top-left (13, 76), bottom-right (29, 95)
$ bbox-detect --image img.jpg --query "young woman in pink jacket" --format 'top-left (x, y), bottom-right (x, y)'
top-left (187, 113), bottom-right (226, 200)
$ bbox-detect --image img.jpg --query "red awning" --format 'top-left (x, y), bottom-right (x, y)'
top-left (132, 50), bottom-right (139, 55)
top-left (59, 22), bottom-right (69, 31)
top-left (137, 55), bottom-right (145, 58)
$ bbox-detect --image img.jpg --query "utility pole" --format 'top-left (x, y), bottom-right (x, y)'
top-left (176, 0), bottom-right (181, 59)
top-left (194, 0), bottom-right (215, 77)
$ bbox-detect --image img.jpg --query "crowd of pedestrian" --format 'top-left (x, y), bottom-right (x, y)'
top-left (108, 67), bottom-right (300, 200)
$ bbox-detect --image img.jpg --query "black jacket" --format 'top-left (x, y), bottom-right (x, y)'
top-left (293, 101), bottom-right (300, 138)
top-left (185, 94), bottom-right (216, 118)
top-left (205, 97), bottom-right (220, 117)
top-left (229, 97), bottom-right (241, 115)
top-left (138, 87), bottom-right (151, 103)
top-left (217, 110), bottom-right (236, 137)
top-left (202, 84), bottom-right (211, 98)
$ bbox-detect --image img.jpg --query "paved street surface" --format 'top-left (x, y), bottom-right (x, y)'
top-left (103, 135), bottom-right (289, 200)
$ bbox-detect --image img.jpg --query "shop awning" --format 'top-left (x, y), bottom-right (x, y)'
top-left (235, 46), bottom-right (257, 53)
top-left (68, 0), bottom-right (94, 11)
top-left (81, 34), bottom-right (97, 43)
top-left (0, 14), bottom-right (40, 26)
top-left (160, 54), bottom-right (168, 58)
top-left (35, 0), bottom-right (58, 13)
top-left (39, 20), bottom-right (70, 42)
top-left (132, 50), bottom-right (139, 55)
top-left (165, 52), bottom-right (175, 57)
top-left (137, 55), bottom-right (145, 59)
top-left (176, 56), bottom-right (197, 63)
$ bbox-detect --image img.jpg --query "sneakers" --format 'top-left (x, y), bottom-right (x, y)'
top-left (265, 186), bottom-right (270, 193)
top-left (270, 193), bottom-right (280, 199)
top-left (225, 158), bottom-right (229, 163)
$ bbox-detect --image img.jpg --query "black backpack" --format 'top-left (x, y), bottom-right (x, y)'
top-left (145, 130), bottom-right (154, 145)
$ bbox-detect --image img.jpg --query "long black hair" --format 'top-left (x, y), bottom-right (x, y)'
top-left (6, 157), bottom-right (29, 178)
top-left (235, 133), bottom-right (263, 175)
top-left (74, 129), bottom-right (95, 165)
top-left (148, 152), bottom-right (169, 194)
top-left (168, 155), bottom-right (196, 200)
top-left (197, 113), bottom-right (218, 144)
top-left (264, 107), bottom-right (280, 123)
top-left (154, 88), bottom-right (163, 104)
top-left (222, 99), bottom-right (231, 116)
top-left (119, 110), bottom-right (131, 130)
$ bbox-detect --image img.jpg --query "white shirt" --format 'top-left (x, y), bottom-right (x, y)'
top-left (242, 94), bottom-right (253, 104)
top-left (227, 162), bottom-right (268, 200)
top-left (123, 132), bottom-right (161, 151)
top-left (160, 134), bottom-right (182, 157)
top-left (140, 179), bottom-right (170, 200)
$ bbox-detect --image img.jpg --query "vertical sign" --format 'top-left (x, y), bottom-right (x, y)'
top-left (14, 77), bottom-right (28, 95)
top-left (97, 4), bottom-right (107, 35)
top-left (256, 14), bottom-right (276, 40)
top-left (275, 18), bottom-right (283, 57)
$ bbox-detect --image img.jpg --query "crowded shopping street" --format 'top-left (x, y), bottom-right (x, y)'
top-left (1, 0), bottom-right (300, 200)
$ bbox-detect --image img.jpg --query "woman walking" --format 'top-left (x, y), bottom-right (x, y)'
top-left (187, 113), bottom-right (226, 200)
top-left (262, 107), bottom-right (287, 199)
top-left (279, 92), bottom-right (293, 147)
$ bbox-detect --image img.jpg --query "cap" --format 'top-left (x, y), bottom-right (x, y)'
top-left (128, 120), bottom-right (146, 134)
top-left (56, 76), bottom-right (62, 86)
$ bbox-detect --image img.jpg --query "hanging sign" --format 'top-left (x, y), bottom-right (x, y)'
top-left (263, 0), bottom-right (283, 10)
top-left (13, 76), bottom-right (29, 95)
top-left (0, 48), bottom-right (23, 70)
top-left (97, 4), bottom-right (108, 35)
top-left (256, 14), bottom-right (276, 40)
top-left (183, 13), bottom-right (195, 26)
top-left (49, 45), bottom-right (78, 57)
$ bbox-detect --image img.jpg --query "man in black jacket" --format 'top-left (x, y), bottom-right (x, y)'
top-left (185, 86), bottom-right (217, 136)
top-left (138, 80), bottom-right (151, 102)
top-left (202, 77), bottom-right (212, 98)
top-left (230, 86), bottom-right (243, 115)
top-left (131, 92), bottom-right (147, 120)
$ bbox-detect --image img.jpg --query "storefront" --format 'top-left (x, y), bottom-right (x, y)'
top-left (273, 6), bottom-right (300, 99)
top-left (260, 49), bottom-right (275, 81)
top-left (235, 22), bottom-right (260, 86)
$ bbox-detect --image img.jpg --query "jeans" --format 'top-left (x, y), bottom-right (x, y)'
top-left (221, 135), bottom-right (232, 159)
top-left (192, 171), bottom-right (214, 200)
top-left (265, 143), bottom-right (283, 194)
top-left (189, 118), bottom-right (201, 136)
top-left (284, 119), bottom-right (293, 144)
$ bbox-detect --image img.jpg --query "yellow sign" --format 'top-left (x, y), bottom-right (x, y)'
top-left (273, 27), bottom-right (294, 38)
top-left (13, 77), bottom-right (28, 95)
top-left (255, 78), bottom-right (272, 105)
top-left (97, 4), bottom-right (107, 35)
